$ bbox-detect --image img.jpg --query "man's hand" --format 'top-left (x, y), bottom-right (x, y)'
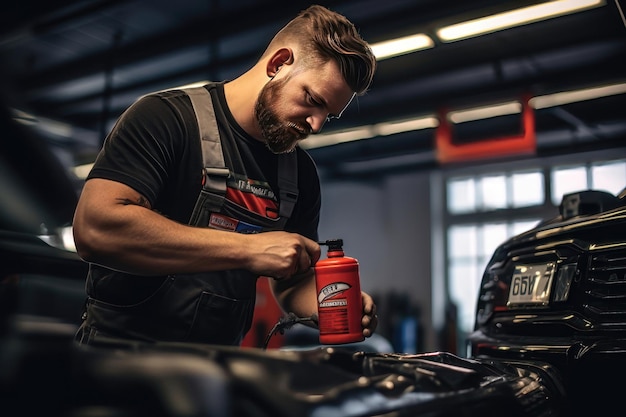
top-left (245, 231), bottom-right (321, 279)
top-left (361, 291), bottom-right (378, 338)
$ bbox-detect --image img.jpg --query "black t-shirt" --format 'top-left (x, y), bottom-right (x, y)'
top-left (88, 82), bottom-right (320, 240)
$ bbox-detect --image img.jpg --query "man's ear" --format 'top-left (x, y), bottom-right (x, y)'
top-left (266, 48), bottom-right (294, 78)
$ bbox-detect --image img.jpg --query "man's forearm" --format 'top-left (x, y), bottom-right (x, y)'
top-left (270, 270), bottom-right (319, 322)
top-left (74, 204), bottom-right (249, 276)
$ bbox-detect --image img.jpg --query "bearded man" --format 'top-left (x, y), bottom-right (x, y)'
top-left (72, 5), bottom-right (378, 347)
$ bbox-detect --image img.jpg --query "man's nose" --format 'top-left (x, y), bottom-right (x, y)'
top-left (306, 112), bottom-right (328, 133)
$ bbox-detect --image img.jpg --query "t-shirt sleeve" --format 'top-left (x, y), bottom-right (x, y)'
top-left (86, 94), bottom-right (188, 205)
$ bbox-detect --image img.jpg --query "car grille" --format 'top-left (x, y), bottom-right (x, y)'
top-left (584, 246), bottom-right (626, 327)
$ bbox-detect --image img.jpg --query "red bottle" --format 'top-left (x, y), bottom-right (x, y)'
top-left (314, 239), bottom-right (364, 345)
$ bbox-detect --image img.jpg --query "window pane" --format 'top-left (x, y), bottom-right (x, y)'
top-left (448, 260), bottom-right (480, 333)
top-left (592, 161), bottom-right (626, 195)
top-left (551, 166), bottom-right (587, 205)
top-left (481, 223), bottom-right (508, 257)
top-left (512, 219), bottom-right (541, 235)
top-left (448, 225), bottom-right (477, 258)
top-left (448, 178), bottom-right (476, 214)
top-left (512, 171), bottom-right (544, 207)
top-left (480, 175), bottom-right (507, 210)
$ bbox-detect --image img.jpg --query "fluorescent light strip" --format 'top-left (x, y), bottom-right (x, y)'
top-left (172, 80), bottom-right (210, 89)
top-left (437, 0), bottom-right (605, 42)
top-left (369, 1), bottom-right (603, 59)
top-left (448, 101), bottom-right (522, 124)
top-left (370, 34), bottom-right (434, 60)
top-left (375, 116), bottom-right (439, 135)
top-left (300, 126), bottom-right (376, 149)
top-left (530, 82), bottom-right (626, 109)
top-left (301, 116), bottom-right (438, 149)
top-left (72, 164), bottom-right (94, 179)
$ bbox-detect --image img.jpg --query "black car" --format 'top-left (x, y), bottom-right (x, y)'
top-left (469, 188), bottom-right (626, 416)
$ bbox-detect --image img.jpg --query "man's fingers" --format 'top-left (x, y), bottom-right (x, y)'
top-left (304, 238), bottom-right (321, 265)
top-left (297, 247), bottom-right (312, 274)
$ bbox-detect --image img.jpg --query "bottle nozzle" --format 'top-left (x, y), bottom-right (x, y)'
top-left (319, 239), bottom-right (343, 251)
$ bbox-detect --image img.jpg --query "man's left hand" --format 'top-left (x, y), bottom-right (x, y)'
top-left (361, 291), bottom-right (378, 338)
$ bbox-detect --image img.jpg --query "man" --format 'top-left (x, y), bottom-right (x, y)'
top-left (72, 5), bottom-right (378, 347)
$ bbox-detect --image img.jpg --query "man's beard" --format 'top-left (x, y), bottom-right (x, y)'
top-left (254, 76), bottom-right (309, 154)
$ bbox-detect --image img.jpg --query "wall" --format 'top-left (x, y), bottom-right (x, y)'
top-left (318, 171), bottom-right (437, 352)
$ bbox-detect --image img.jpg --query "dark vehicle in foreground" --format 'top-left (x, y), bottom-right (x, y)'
top-left (469, 188), bottom-right (626, 416)
top-left (2, 314), bottom-right (567, 417)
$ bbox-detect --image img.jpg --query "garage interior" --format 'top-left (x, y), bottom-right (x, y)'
top-left (1, 0), bottom-right (626, 357)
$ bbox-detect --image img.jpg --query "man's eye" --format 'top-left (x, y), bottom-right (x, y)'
top-left (307, 93), bottom-right (321, 106)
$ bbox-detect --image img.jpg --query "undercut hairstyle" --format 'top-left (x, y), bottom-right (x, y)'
top-left (264, 4), bottom-right (376, 96)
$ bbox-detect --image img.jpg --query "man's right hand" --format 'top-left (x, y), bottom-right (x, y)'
top-left (244, 231), bottom-right (321, 279)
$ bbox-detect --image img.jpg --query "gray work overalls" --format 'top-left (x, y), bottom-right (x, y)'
top-left (75, 85), bottom-right (298, 346)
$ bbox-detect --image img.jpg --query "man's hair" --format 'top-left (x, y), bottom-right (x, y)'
top-left (265, 5), bottom-right (376, 96)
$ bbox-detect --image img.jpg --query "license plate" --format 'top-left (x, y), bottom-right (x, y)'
top-left (507, 262), bottom-right (556, 307)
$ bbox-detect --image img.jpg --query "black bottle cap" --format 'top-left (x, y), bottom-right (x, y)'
top-left (320, 239), bottom-right (343, 251)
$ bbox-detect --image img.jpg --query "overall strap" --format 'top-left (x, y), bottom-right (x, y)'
top-left (185, 85), bottom-right (299, 221)
top-left (277, 154), bottom-right (298, 219)
top-left (184, 86), bottom-right (229, 213)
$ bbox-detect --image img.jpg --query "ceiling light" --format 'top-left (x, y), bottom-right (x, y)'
top-left (437, 0), bottom-right (605, 42)
top-left (530, 82), bottom-right (626, 109)
top-left (72, 163), bottom-right (94, 180)
top-left (370, 34), bottom-right (435, 60)
top-left (172, 80), bottom-right (210, 90)
top-left (301, 115), bottom-right (438, 149)
top-left (448, 101), bottom-right (522, 124)
top-left (301, 127), bottom-right (375, 149)
top-left (375, 116), bottom-right (439, 135)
